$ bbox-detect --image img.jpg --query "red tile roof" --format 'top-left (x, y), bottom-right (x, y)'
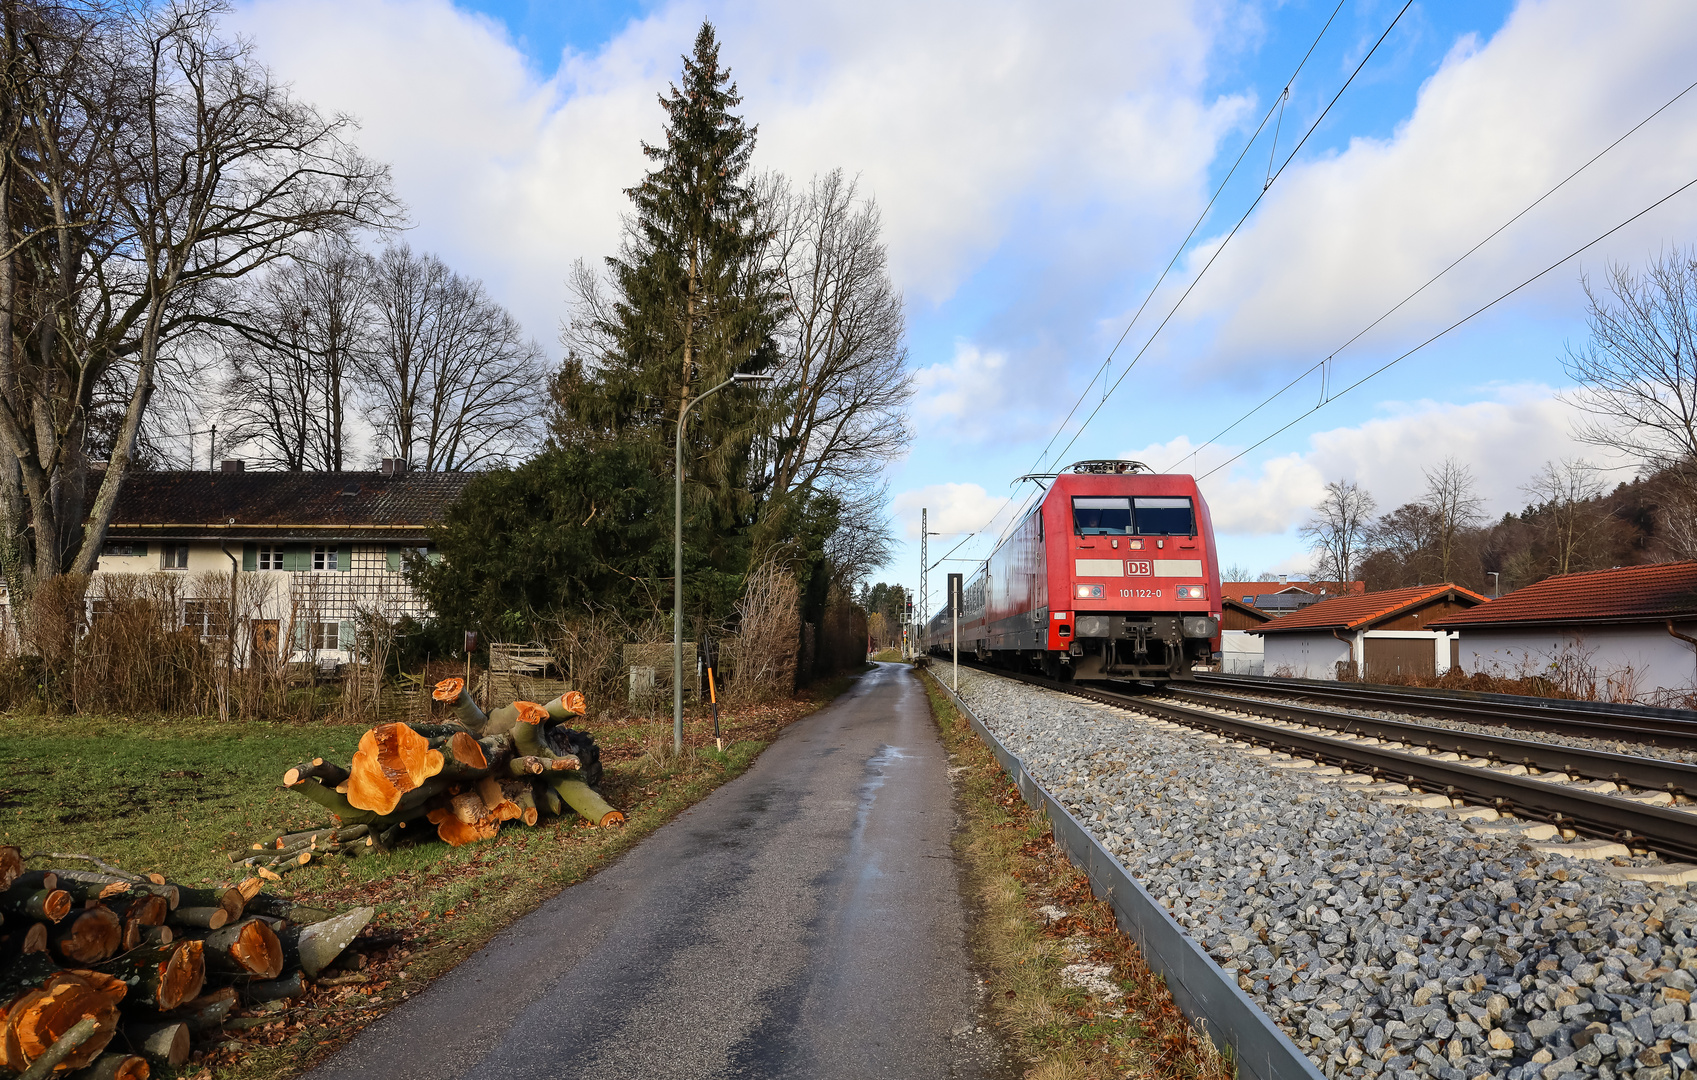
top-left (1255, 583), bottom-right (1488, 633)
top-left (1221, 580), bottom-right (1365, 599)
top-left (1430, 562), bottom-right (1697, 628)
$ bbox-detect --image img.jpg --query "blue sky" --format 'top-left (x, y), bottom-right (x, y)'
top-left (231, 0), bottom-right (1697, 615)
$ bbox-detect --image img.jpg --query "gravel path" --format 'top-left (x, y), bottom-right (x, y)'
top-left (1170, 686), bottom-right (1697, 768)
top-left (956, 669), bottom-right (1697, 1080)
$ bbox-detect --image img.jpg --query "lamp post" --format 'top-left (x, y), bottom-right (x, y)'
top-left (675, 371), bottom-right (773, 753)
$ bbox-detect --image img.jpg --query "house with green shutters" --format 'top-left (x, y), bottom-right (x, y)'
top-left (92, 459), bottom-right (472, 665)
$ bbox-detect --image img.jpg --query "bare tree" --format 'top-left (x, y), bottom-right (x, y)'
top-left (0, 0), bottom-right (397, 597)
top-left (360, 243), bottom-right (543, 470)
top-left (1422, 458), bottom-right (1485, 582)
top-left (221, 236), bottom-right (371, 470)
top-left (1298, 479), bottom-right (1376, 585)
top-left (1367, 502), bottom-right (1443, 586)
top-left (1521, 458), bottom-right (1606, 575)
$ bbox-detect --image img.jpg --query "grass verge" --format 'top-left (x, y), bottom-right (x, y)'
top-left (923, 670), bottom-right (1235, 1080)
top-left (0, 677), bottom-right (858, 1079)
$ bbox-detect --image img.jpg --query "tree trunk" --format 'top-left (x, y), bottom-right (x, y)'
top-left (67, 1051), bottom-right (150, 1080)
top-left (190, 918), bottom-right (283, 979)
top-left (122, 1020), bottom-right (189, 1067)
top-left (274, 906), bottom-right (372, 977)
top-left (160, 987), bottom-right (237, 1034)
top-left (0, 886), bottom-right (72, 923)
top-left (50, 906), bottom-right (122, 964)
top-left (547, 778), bottom-right (625, 827)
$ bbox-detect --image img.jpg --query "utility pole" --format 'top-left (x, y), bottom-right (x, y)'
top-left (948, 573), bottom-right (962, 692)
top-left (920, 508), bottom-right (928, 657)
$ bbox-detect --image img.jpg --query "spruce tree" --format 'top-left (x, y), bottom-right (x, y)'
top-left (558, 21), bottom-right (779, 624)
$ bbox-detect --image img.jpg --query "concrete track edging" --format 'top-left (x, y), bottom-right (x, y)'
top-left (927, 667), bottom-right (1326, 1080)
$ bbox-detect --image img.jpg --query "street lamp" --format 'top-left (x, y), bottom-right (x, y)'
top-left (675, 371), bottom-right (773, 753)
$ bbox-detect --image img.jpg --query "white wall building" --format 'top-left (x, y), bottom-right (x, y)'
top-left (59, 461), bottom-right (471, 666)
top-left (1432, 563), bottom-right (1697, 704)
top-left (1253, 584), bottom-right (1489, 682)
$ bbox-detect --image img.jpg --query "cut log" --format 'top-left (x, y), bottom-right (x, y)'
top-left (234, 972), bottom-right (304, 1005)
top-left (1, 971), bottom-right (125, 1074)
top-left (346, 723), bottom-right (446, 815)
top-left (508, 785), bottom-right (539, 827)
top-left (51, 874), bottom-right (178, 910)
top-left (103, 896), bottom-right (167, 953)
top-left (508, 703), bottom-right (552, 759)
top-left (66, 1051), bottom-right (150, 1080)
top-left (172, 887), bottom-right (242, 923)
top-left (280, 759), bottom-right (351, 789)
top-left (547, 778), bottom-right (625, 827)
top-left (290, 776), bottom-right (447, 828)
top-left (448, 730), bottom-right (485, 768)
top-left (0, 846), bottom-right (21, 892)
top-left (274, 907), bottom-right (372, 978)
top-left (9, 872), bottom-right (57, 892)
top-left (98, 940), bottom-right (204, 1012)
top-left (121, 1022), bottom-right (188, 1068)
top-left (1, 887), bottom-right (72, 923)
top-left (537, 785), bottom-right (564, 818)
top-left (0, 923), bottom-right (49, 959)
top-left (138, 927), bottom-right (173, 948)
top-left (432, 677), bottom-right (487, 730)
top-left (50, 906), bottom-right (122, 964)
top-left (234, 878), bottom-right (263, 904)
top-left (160, 987), bottom-right (236, 1034)
top-left (542, 690), bottom-right (587, 720)
top-left (242, 895), bottom-right (333, 925)
top-left (166, 907), bottom-right (227, 931)
top-left (15, 1016), bottom-right (102, 1080)
top-left (193, 918), bottom-right (282, 979)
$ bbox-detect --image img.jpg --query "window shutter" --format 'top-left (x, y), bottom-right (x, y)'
top-left (386, 544), bottom-right (401, 572)
top-left (338, 620), bottom-right (355, 651)
top-left (426, 546), bottom-right (442, 565)
top-left (338, 544), bottom-right (353, 572)
top-left (242, 543), bottom-right (257, 572)
top-left (283, 544), bottom-right (308, 572)
top-left (292, 620), bottom-right (306, 650)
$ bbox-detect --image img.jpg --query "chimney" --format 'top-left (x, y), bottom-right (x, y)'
top-left (220, 459), bottom-right (244, 473)
top-left (381, 458), bottom-right (407, 477)
top-left (1278, 574), bottom-right (1287, 585)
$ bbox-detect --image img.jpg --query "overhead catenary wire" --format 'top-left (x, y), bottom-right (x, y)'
top-left (1025, 0), bottom-right (1350, 479)
top-left (930, 1), bottom-right (1368, 579)
top-left (1167, 71), bottom-right (1697, 474)
top-left (1040, 0), bottom-right (1414, 476)
top-left (1194, 169), bottom-right (1697, 482)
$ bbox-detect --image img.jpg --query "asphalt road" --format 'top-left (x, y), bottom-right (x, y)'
top-left (306, 661), bottom-right (1007, 1080)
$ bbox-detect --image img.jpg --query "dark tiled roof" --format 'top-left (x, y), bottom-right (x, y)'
top-left (1431, 563), bottom-right (1697, 628)
top-left (1223, 597), bottom-right (1273, 623)
top-left (1255, 583), bottom-right (1488, 633)
top-left (104, 470), bottom-right (475, 541)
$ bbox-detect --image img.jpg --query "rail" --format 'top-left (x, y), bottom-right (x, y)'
top-left (925, 668), bottom-right (1326, 1080)
top-left (1194, 672), bottom-right (1697, 750)
top-left (981, 665), bottom-right (1697, 863)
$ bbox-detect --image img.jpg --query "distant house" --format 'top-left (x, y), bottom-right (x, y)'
top-left (1430, 562), bottom-right (1697, 699)
top-left (76, 460), bottom-right (472, 665)
top-left (1252, 584), bottom-right (1489, 681)
top-left (1220, 579), bottom-right (1365, 616)
top-left (1220, 597), bottom-right (1273, 674)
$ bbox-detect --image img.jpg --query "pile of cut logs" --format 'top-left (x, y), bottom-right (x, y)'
top-left (0, 847), bottom-right (373, 1077)
top-left (270, 679), bottom-right (623, 859)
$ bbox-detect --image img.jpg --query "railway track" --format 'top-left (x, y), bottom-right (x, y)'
top-left (964, 663), bottom-right (1697, 864)
top-left (1194, 671), bottom-right (1697, 750)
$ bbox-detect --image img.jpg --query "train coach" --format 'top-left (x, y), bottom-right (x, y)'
top-left (926, 461), bottom-right (1222, 681)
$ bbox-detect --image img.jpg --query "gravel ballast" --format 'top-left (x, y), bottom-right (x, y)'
top-left (953, 668), bottom-right (1697, 1080)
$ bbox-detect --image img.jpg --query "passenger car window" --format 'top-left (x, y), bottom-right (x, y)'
top-left (1072, 497), bottom-right (1131, 535)
top-left (1134, 497), bottom-right (1195, 536)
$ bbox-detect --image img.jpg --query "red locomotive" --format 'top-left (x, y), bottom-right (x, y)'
top-left (926, 461), bottom-right (1221, 680)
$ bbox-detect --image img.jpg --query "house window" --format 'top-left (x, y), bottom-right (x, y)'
top-left (161, 545), bottom-right (189, 570)
top-left (312, 546), bottom-right (339, 571)
top-left (257, 546), bottom-right (284, 570)
top-left (309, 621), bottom-right (342, 652)
top-left (183, 599), bottom-right (228, 639)
top-left (101, 541), bottom-right (146, 557)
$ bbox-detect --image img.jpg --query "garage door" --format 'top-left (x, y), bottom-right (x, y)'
top-left (1364, 638), bottom-right (1435, 681)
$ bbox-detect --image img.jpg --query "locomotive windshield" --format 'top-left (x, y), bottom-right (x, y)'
top-left (1072, 497), bottom-right (1131, 534)
top-left (1072, 496), bottom-right (1196, 535)
top-left (1134, 497), bottom-right (1195, 536)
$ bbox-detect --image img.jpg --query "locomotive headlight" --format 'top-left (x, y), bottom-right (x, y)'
top-left (1075, 583), bottom-right (1104, 599)
top-left (1176, 584), bottom-right (1206, 600)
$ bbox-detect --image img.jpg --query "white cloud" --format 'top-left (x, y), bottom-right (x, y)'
top-left (1174, 0), bottom-right (1697, 372)
top-left (1150, 385), bottom-right (1633, 538)
top-left (229, 0), bottom-right (1244, 359)
top-left (891, 483), bottom-right (1011, 540)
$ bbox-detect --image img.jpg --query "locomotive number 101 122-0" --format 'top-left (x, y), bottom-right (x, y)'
top-left (1120, 588), bottom-right (1162, 598)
